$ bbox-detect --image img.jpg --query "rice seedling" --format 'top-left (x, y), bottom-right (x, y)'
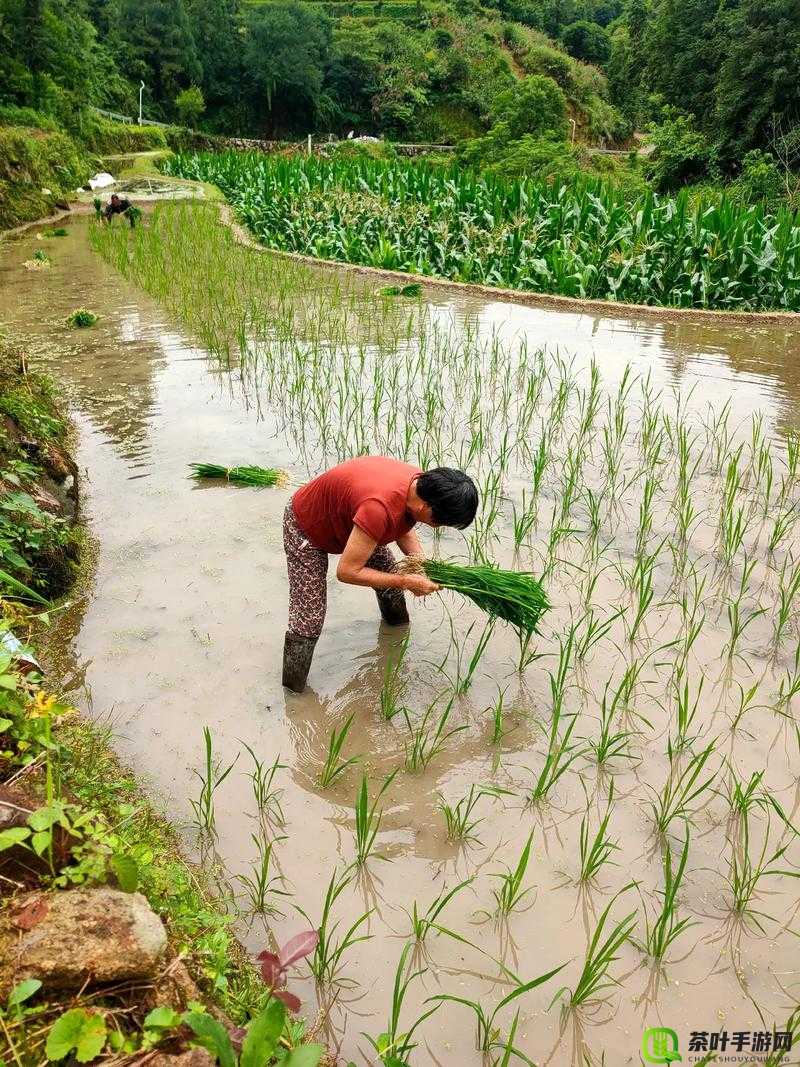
top-left (439, 784), bottom-right (507, 844)
top-left (587, 682), bottom-right (638, 769)
top-left (574, 607), bottom-right (621, 665)
top-left (363, 942), bottom-right (439, 1066)
top-left (722, 558), bottom-right (766, 664)
top-left (430, 963), bottom-right (566, 1056)
top-left (189, 462), bottom-right (287, 487)
top-left (380, 631), bottom-right (409, 721)
top-left (354, 772), bottom-right (395, 865)
top-left (237, 831), bottom-right (289, 915)
top-left (775, 639), bottom-right (800, 714)
top-left (300, 864), bottom-right (373, 986)
top-left (641, 824), bottom-right (695, 960)
top-left (763, 1009), bottom-right (800, 1067)
top-left (189, 726), bottom-right (239, 835)
top-left (728, 681), bottom-right (761, 733)
top-left (767, 501), bottom-right (800, 556)
top-left (773, 556), bottom-right (800, 654)
top-left (66, 308), bottom-right (98, 328)
top-left (669, 667), bottom-right (704, 753)
top-left (552, 886), bottom-right (636, 1011)
top-left (489, 1010), bottom-right (531, 1067)
top-left (491, 832), bottom-right (535, 916)
top-left (403, 693), bottom-right (465, 773)
top-left (43, 227), bottom-right (68, 237)
top-left (487, 687), bottom-right (510, 746)
top-left (578, 785), bottom-right (619, 884)
top-left (399, 558), bottom-right (549, 636)
top-left (319, 712), bottom-right (360, 789)
top-left (725, 811), bottom-right (799, 932)
top-left (649, 743), bottom-right (717, 835)
top-left (454, 618), bottom-right (495, 694)
top-left (378, 283), bottom-right (422, 297)
top-left (408, 878), bottom-right (474, 944)
top-left (242, 743), bottom-right (285, 825)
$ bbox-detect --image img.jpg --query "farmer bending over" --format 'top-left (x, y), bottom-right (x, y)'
top-left (103, 194), bottom-right (135, 226)
top-left (283, 456), bottom-right (478, 692)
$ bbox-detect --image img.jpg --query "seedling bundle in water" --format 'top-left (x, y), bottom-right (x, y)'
top-left (67, 309), bottom-right (98, 328)
top-left (378, 283), bottom-right (422, 297)
top-left (401, 557), bottom-right (549, 636)
top-left (190, 462), bottom-right (287, 487)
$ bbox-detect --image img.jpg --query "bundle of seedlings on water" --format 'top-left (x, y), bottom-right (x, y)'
top-left (189, 462), bottom-right (287, 487)
top-left (42, 227), bottom-right (68, 238)
top-left (377, 283), bottom-right (422, 297)
top-left (66, 308), bottom-right (98, 328)
top-left (93, 197), bottom-right (103, 218)
top-left (399, 556), bottom-right (549, 636)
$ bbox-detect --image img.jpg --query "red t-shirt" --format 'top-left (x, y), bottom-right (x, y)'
top-left (292, 456), bottom-right (422, 554)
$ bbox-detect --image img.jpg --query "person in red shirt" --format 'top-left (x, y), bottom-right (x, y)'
top-left (283, 456), bottom-right (478, 692)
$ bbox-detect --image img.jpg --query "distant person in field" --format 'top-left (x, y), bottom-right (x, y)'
top-left (282, 457), bottom-right (478, 692)
top-left (103, 194), bottom-right (135, 226)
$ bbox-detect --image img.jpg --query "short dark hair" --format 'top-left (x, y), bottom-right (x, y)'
top-left (416, 468), bottom-right (478, 529)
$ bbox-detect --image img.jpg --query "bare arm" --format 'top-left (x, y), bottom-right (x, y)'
top-left (396, 529), bottom-right (424, 557)
top-left (337, 526), bottom-right (438, 596)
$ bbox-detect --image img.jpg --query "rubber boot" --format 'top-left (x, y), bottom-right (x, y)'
top-left (282, 632), bottom-right (317, 693)
top-left (375, 586), bottom-right (410, 626)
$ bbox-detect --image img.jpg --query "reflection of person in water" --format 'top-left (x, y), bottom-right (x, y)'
top-left (282, 456), bottom-right (478, 692)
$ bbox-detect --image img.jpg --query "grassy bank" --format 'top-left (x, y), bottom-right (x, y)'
top-left (0, 110), bottom-right (203, 231)
top-left (0, 336), bottom-right (324, 1066)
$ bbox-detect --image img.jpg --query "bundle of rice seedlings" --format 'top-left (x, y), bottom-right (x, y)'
top-left (377, 282), bottom-right (422, 297)
top-left (43, 227), bottom-right (68, 238)
top-left (190, 462), bottom-right (288, 487)
top-left (400, 556), bottom-right (549, 635)
top-left (67, 308), bottom-right (98, 328)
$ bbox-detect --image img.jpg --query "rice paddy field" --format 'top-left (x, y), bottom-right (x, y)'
top-left (162, 152), bottom-right (800, 312)
top-left (1, 203), bottom-right (800, 1065)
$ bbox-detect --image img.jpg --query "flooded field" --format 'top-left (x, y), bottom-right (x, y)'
top-left (1, 209), bottom-right (799, 1066)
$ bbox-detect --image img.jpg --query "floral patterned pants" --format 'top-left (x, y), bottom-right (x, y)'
top-left (283, 503), bottom-right (400, 639)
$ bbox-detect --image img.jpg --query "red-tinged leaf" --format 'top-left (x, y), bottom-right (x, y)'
top-left (258, 952), bottom-right (282, 986)
top-left (278, 930), bottom-right (319, 968)
top-left (13, 896), bottom-right (48, 930)
top-left (272, 989), bottom-right (301, 1013)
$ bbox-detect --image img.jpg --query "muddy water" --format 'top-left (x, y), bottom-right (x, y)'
top-left (2, 216), bottom-right (800, 1067)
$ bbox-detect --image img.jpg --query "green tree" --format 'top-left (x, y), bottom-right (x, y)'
top-left (243, 3), bottom-right (331, 133)
top-left (714, 0), bottom-right (800, 163)
top-left (185, 0), bottom-right (243, 129)
top-left (490, 74), bottom-right (568, 140)
top-left (646, 109), bottom-right (711, 189)
top-left (561, 19), bottom-right (610, 64)
top-left (643, 0), bottom-right (720, 120)
top-left (114, 0), bottom-right (201, 119)
top-left (175, 84), bottom-right (204, 126)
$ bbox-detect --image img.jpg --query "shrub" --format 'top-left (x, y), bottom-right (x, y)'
top-left (175, 86), bottom-right (205, 128)
top-left (561, 20), bottom-right (610, 65)
top-left (646, 110), bottom-right (713, 191)
top-left (489, 74), bottom-right (568, 140)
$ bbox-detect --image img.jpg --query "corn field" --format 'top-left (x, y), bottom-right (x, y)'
top-left (163, 152), bottom-right (800, 312)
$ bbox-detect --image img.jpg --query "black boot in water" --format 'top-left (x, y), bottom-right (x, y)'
top-left (282, 632), bottom-right (317, 693)
top-left (375, 587), bottom-right (410, 626)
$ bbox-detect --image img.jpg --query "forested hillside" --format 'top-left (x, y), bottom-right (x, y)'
top-left (0, 0), bottom-right (798, 193)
